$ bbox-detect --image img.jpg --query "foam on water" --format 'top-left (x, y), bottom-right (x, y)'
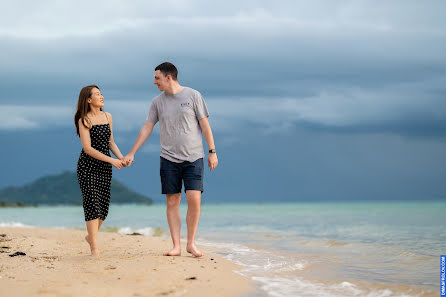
top-left (0, 221), bottom-right (30, 227)
top-left (197, 238), bottom-right (429, 297)
top-left (197, 239), bottom-right (317, 296)
top-left (117, 226), bottom-right (168, 237)
top-left (251, 276), bottom-right (421, 297)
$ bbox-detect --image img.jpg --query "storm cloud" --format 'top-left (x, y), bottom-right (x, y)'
top-left (1, 1), bottom-right (445, 201)
top-left (1, 0), bottom-right (446, 137)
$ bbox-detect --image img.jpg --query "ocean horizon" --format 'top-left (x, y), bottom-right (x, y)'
top-left (1, 200), bottom-right (443, 297)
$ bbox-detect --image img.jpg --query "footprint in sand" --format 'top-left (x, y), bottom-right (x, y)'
top-left (0, 246), bottom-right (10, 254)
top-left (105, 265), bottom-right (117, 270)
top-left (29, 256), bottom-right (59, 263)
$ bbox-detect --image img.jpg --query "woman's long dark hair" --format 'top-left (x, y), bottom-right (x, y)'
top-left (74, 85), bottom-right (101, 136)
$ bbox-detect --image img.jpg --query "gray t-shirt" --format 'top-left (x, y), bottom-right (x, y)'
top-left (146, 87), bottom-right (209, 163)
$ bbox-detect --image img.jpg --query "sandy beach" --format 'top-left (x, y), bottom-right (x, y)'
top-left (0, 227), bottom-right (253, 297)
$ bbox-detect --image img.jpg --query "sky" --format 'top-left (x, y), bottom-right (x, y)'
top-left (1, 0), bottom-right (445, 202)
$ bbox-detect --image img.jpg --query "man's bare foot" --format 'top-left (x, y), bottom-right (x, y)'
top-left (163, 247), bottom-right (181, 256)
top-left (186, 244), bottom-right (204, 258)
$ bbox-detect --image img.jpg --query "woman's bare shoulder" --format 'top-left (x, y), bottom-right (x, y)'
top-left (79, 117), bottom-right (92, 129)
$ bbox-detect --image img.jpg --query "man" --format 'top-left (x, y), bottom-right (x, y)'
top-left (124, 62), bottom-right (218, 257)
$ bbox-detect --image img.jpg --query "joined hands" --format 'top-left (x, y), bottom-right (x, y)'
top-left (111, 156), bottom-right (133, 170)
top-left (123, 154), bottom-right (135, 167)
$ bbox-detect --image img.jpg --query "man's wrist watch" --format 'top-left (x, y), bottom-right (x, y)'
top-left (209, 149), bottom-right (216, 154)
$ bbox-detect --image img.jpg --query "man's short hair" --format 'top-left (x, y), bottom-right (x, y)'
top-left (155, 62), bottom-right (178, 81)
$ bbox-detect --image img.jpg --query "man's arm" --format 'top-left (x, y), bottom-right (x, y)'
top-left (199, 117), bottom-right (218, 171)
top-left (124, 121), bottom-right (155, 166)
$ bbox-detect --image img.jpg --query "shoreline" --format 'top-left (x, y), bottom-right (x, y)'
top-left (0, 227), bottom-right (254, 297)
top-left (0, 202), bottom-right (442, 297)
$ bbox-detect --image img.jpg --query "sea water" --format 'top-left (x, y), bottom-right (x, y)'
top-left (1, 201), bottom-right (444, 297)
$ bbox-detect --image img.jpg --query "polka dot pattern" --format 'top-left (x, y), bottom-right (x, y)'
top-left (77, 123), bottom-right (112, 222)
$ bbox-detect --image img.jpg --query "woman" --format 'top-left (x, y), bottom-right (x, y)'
top-left (74, 85), bottom-right (126, 257)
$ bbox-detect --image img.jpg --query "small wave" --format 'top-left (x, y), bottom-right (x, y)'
top-left (275, 262), bottom-right (305, 272)
top-left (252, 277), bottom-right (420, 297)
top-left (0, 221), bottom-right (31, 227)
top-left (197, 238), bottom-right (307, 273)
top-left (196, 238), bottom-right (427, 297)
top-left (117, 226), bottom-right (168, 237)
top-left (197, 240), bottom-right (252, 252)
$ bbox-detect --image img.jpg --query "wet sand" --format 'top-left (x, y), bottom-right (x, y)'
top-left (0, 227), bottom-right (253, 297)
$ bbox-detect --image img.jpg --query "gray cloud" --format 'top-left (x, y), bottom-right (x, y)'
top-left (2, 76), bottom-right (445, 139)
top-left (2, 1), bottom-right (445, 38)
top-left (0, 0), bottom-right (445, 139)
top-left (0, 105), bottom-right (73, 130)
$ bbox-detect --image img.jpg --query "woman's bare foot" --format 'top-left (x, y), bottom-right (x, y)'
top-left (163, 246), bottom-right (181, 256)
top-left (85, 235), bottom-right (99, 258)
top-left (186, 244), bottom-right (203, 258)
top-left (91, 248), bottom-right (100, 258)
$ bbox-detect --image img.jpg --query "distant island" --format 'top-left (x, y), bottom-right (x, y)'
top-left (0, 171), bottom-right (153, 206)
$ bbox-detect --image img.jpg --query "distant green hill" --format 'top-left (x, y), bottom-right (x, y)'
top-left (0, 171), bottom-right (153, 206)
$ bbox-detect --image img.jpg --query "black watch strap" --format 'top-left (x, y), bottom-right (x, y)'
top-left (209, 149), bottom-right (216, 153)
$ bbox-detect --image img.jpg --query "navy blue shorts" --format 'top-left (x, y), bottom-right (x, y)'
top-left (160, 157), bottom-right (204, 194)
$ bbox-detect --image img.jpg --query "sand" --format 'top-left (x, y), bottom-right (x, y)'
top-left (0, 227), bottom-right (254, 297)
